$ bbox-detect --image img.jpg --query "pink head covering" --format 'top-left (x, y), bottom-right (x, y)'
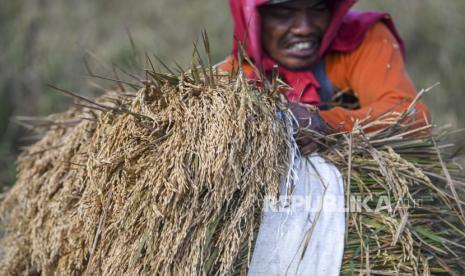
top-left (228, 0), bottom-right (404, 105)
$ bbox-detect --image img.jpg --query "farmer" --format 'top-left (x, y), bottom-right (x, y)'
top-left (219, 0), bottom-right (431, 275)
top-left (221, 0), bottom-right (430, 154)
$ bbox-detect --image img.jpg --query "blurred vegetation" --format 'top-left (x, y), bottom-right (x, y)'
top-left (1, 0), bottom-right (464, 189)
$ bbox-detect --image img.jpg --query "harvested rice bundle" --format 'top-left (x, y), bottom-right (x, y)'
top-left (307, 105), bottom-right (465, 275)
top-left (0, 51), bottom-right (293, 275)
top-left (1, 42), bottom-right (464, 275)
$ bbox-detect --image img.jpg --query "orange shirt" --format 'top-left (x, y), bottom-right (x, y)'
top-left (219, 22), bottom-right (431, 132)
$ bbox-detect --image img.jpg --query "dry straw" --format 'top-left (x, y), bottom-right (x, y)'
top-left (0, 37), bottom-right (292, 275)
top-left (305, 86), bottom-right (465, 275)
top-left (1, 37), bottom-right (464, 275)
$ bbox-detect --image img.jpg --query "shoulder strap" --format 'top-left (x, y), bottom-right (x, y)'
top-left (311, 60), bottom-right (334, 110)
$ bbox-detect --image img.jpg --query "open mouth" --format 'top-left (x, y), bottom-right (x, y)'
top-left (289, 41), bottom-right (315, 51)
top-left (284, 40), bottom-right (319, 57)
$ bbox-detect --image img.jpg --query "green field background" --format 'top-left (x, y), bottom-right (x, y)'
top-left (1, 0), bottom-right (464, 188)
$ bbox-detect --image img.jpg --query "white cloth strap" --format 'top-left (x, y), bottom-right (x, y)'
top-left (249, 155), bottom-right (346, 276)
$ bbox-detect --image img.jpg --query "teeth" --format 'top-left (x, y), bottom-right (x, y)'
top-left (290, 42), bottom-right (313, 51)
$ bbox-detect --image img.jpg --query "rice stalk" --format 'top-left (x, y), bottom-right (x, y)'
top-left (0, 46), bottom-right (292, 275)
top-left (0, 41), bottom-right (464, 275)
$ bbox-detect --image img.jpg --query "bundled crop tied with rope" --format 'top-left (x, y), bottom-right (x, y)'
top-left (1, 39), bottom-right (465, 275)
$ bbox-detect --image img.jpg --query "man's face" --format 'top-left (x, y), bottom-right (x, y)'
top-left (259, 0), bottom-right (331, 70)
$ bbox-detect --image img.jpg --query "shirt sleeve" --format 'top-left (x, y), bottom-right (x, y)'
top-left (321, 22), bottom-right (431, 132)
top-left (217, 56), bottom-right (255, 76)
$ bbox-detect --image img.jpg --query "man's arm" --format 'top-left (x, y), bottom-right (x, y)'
top-left (321, 22), bottom-right (431, 132)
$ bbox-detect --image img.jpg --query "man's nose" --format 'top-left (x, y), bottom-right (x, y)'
top-left (291, 12), bottom-right (314, 36)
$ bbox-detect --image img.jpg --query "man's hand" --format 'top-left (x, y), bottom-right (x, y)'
top-left (288, 102), bottom-right (329, 155)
